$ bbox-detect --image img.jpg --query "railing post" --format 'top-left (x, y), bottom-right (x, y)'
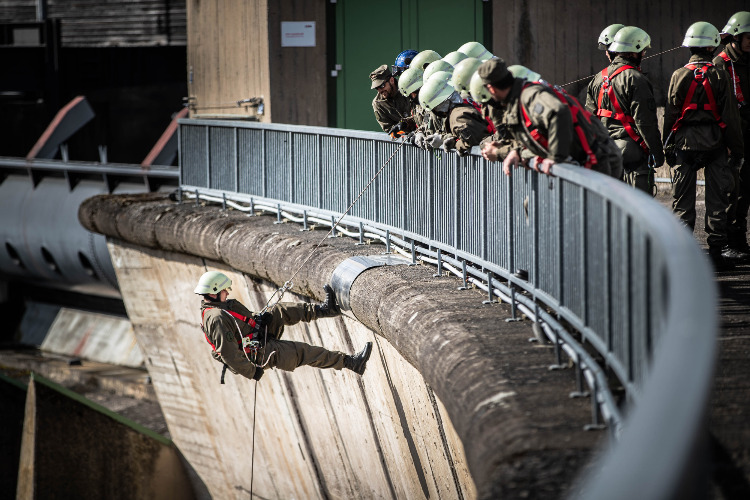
top-left (433, 248), bottom-right (442, 276)
top-left (458, 260), bottom-right (468, 290)
top-left (482, 270), bottom-right (497, 304)
top-left (329, 216), bottom-right (337, 238)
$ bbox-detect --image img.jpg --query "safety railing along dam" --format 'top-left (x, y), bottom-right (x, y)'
top-left (178, 118), bottom-right (717, 499)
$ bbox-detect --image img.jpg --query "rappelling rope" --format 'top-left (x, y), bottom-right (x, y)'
top-left (259, 136), bottom-right (410, 313)
top-left (560, 45), bottom-right (682, 87)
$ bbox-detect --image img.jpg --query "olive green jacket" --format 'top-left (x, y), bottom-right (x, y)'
top-left (479, 101), bottom-right (514, 159)
top-left (502, 79), bottom-right (609, 163)
top-left (441, 103), bottom-right (491, 154)
top-left (663, 54), bottom-right (744, 155)
top-left (372, 91), bottom-right (412, 132)
top-left (200, 300), bottom-right (316, 380)
top-left (585, 55), bottom-right (664, 165)
top-left (713, 42), bottom-right (750, 128)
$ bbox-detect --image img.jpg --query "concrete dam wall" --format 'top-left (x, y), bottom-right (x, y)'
top-left (80, 193), bottom-right (600, 499)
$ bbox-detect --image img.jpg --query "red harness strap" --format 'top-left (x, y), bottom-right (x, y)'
top-left (201, 308), bottom-right (258, 354)
top-left (718, 52), bottom-right (745, 105)
top-left (465, 98), bottom-right (496, 134)
top-left (670, 63), bottom-right (727, 133)
top-left (519, 83), bottom-right (598, 169)
top-left (595, 65), bottom-right (649, 154)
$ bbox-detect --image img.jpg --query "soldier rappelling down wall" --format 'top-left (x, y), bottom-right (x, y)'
top-left (195, 271), bottom-right (372, 383)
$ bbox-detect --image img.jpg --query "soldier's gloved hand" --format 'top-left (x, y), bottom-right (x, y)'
top-left (426, 134), bottom-right (443, 149)
top-left (252, 367), bottom-right (264, 381)
top-left (413, 132), bottom-right (426, 149)
top-left (253, 312), bottom-right (272, 330)
top-left (388, 121), bottom-right (407, 136)
top-left (441, 136), bottom-right (457, 153)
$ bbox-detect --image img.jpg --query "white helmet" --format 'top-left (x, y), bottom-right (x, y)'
top-left (469, 71), bottom-right (492, 104)
top-left (597, 24), bottom-right (625, 50)
top-left (508, 65), bottom-right (541, 83)
top-left (458, 41), bottom-right (493, 61)
top-left (419, 73), bottom-right (456, 111)
top-left (194, 271), bottom-right (232, 295)
top-left (682, 22), bottom-right (721, 48)
top-left (451, 57), bottom-right (483, 94)
top-left (423, 60), bottom-right (454, 82)
top-left (608, 26), bottom-right (651, 53)
top-left (443, 50), bottom-right (468, 67)
top-left (410, 50), bottom-right (442, 71)
top-left (398, 67), bottom-right (424, 96)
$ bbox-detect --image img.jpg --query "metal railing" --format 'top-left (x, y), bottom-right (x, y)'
top-left (178, 118), bottom-right (717, 499)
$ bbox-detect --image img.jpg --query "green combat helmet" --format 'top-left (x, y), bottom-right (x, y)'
top-left (194, 271), bottom-right (232, 295)
top-left (410, 50), bottom-right (441, 71)
top-left (508, 64), bottom-right (542, 83)
top-left (398, 67), bottom-right (423, 96)
top-left (443, 50), bottom-right (468, 67)
top-left (469, 71), bottom-right (492, 104)
top-left (419, 73), bottom-right (456, 111)
top-left (608, 26), bottom-right (651, 53)
top-left (720, 11), bottom-right (750, 37)
top-left (423, 60), bottom-right (454, 82)
top-left (682, 22), bottom-right (720, 48)
top-left (598, 23), bottom-right (625, 50)
top-left (458, 41), bottom-right (493, 61)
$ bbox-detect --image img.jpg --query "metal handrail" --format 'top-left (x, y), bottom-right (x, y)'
top-left (177, 118), bottom-right (717, 498)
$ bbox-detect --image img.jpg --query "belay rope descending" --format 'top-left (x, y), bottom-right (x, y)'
top-left (247, 135), bottom-right (409, 498)
top-left (258, 136), bottom-right (410, 313)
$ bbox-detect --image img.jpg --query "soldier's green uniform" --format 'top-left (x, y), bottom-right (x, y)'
top-left (663, 54), bottom-right (744, 251)
top-left (714, 36), bottom-right (750, 251)
top-left (370, 64), bottom-right (414, 133)
top-left (479, 101), bottom-right (514, 160)
top-left (585, 55), bottom-right (664, 191)
top-left (500, 78), bottom-right (623, 178)
top-left (201, 299), bottom-right (345, 380)
top-left (372, 91), bottom-right (413, 133)
top-left (432, 102), bottom-right (491, 155)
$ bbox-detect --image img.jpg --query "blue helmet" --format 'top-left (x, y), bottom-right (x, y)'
top-left (392, 49), bottom-right (419, 76)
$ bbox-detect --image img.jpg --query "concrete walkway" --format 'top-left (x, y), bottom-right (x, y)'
top-left (654, 188), bottom-right (750, 499)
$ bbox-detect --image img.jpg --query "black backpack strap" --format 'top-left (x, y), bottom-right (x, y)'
top-left (220, 363), bottom-right (229, 384)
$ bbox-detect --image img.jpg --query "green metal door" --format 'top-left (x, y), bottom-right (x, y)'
top-left (334, 0), bottom-right (485, 132)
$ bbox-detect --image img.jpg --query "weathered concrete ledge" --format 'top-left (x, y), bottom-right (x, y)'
top-left (80, 192), bottom-right (601, 499)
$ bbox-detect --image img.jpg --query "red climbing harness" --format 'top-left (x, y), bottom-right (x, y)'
top-left (519, 83), bottom-right (598, 169)
top-left (465, 98), bottom-right (496, 134)
top-left (718, 52), bottom-right (745, 106)
top-left (595, 65), bottom-right (650, 154)
top-left (670, 62), bottom-right (727, 133)
top-left (201, 307), bottom-right (259, 355)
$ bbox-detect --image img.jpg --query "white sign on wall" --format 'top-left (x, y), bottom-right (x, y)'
top-left (281, 22), bottom-right (316, 47)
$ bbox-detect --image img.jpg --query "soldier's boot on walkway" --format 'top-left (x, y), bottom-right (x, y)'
top-left (344, 342), bottom-right (373, 375)
top-left (709, 246), bottom-right (736, 271)
top-left (314, 284), bottom-right (341, 318)
top-left (722, 245), bottom-right (749, 263)
top-left (728, 233), bottom-right (750, 261)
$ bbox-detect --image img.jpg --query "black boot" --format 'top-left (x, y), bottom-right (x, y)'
top-left (708, 246), bottom-right (735, 271)
top-left (722, 245), bottom-right (750, 263)
top-left (314, 284), bottom-right (340, 318)
top-left (344, 342), bottom-right (372, 375)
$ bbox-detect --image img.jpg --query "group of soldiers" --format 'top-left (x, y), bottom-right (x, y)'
top-left (369, 11), bottom-right (750, 270)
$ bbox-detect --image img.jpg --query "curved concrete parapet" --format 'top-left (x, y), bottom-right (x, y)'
top-left (80, 192), bottom-right (601, 499)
